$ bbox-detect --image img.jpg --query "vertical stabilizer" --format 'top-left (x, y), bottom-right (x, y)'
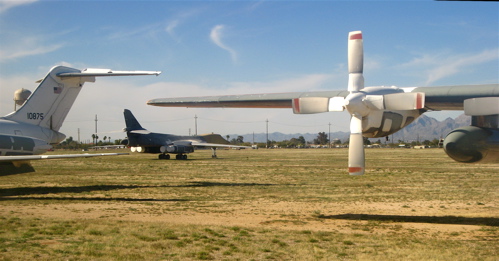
top-left (4, 66), bottom-right (86, 131)
top-left (124, 109), bottom-right (145, 131)
top-left (3, 66), bottom-right (161, 132)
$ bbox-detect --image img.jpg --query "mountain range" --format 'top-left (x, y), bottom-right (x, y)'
top-left (229, 114), bottom-right (471, 143)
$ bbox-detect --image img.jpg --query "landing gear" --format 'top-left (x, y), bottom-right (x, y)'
top-left (211, 147), bottom-right (217, 158)
top-left (159, 153), bottom-right (188, 160)
top-left (158, 154), bottom-right (170, 160)
top-left (175, 154), bottom-right (187, 160)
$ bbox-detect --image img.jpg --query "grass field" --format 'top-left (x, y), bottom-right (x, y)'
top-left (1, 148), bottom-right (498, 260)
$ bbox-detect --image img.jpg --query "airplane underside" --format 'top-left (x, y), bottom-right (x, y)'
top-left (129, 146), bottom-right (219, 160)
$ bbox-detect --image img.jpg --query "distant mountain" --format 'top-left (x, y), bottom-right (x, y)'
top-left (229, 114), bottom-right (471, 143)
top-left (390, 114), bottom-right (470, 142)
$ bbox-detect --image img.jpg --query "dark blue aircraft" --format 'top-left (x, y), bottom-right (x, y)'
top-left (122, 109), bottom-right (247, 160)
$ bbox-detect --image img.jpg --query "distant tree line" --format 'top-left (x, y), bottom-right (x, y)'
top-left (230, 132), bottom-right (443, 149)
top-left (54, 136), bottom-right (124, 150)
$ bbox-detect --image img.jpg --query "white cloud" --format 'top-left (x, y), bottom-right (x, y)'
top-left (0, 33), bottom-right (65, 62)
top-left (0, 0), bottom-right (37, 13)
top-left (210, 25), bottom-right (238, 63)
top-left (164, 7), bottom-right (205, 42)
top-left (425, 49), bottom-right (498, 85)
top-left (400, 48), bottom-right (499, 85)
top-left (107, 23), bottom-right (161, 41)
top-left (0, 43), bottom-right (63, 61)
top-left (165, 20), bottom-right (179, 40)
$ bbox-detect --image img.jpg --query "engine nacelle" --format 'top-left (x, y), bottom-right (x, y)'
top-left (443, 126), bottom-right (499, 163)
top-left (362, 110), bottom-right (422, 138)
top-left (129, 146), bottom-right (161, 153)
top-left (160, 145), bottom-right (194, 154)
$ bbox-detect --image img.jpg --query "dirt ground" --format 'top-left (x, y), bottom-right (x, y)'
top-left (1, 149), bottom-right (498, 247)
top-left (3, 197), bottom-right (495, 242)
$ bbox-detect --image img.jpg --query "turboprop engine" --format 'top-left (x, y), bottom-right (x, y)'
top-left (443, 126), bottom-right (499, 163)
top-left (443, 97), bottom-right (499, 163)
top-left (292, 31), bottom-right (425, 175)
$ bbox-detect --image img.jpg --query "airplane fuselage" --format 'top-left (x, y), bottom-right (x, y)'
top-left (125, 131), bottom-right (204, 153)
top-left (0, 118), bottom-right (66, 144)
top-left (0, 118), bottom-right (66, 156)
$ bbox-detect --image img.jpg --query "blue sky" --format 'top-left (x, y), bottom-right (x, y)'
top-left (1, 0), bottom-right (498, 142)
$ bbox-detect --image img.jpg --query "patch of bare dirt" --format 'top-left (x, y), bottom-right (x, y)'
top-left (2, 198), bottom-right (496, 241)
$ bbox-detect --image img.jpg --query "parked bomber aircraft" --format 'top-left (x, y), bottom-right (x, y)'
top-left (147, 31), bottom-right (499, 175)
top-left (0, 66), bottom-right (161, 172)
top-left (122, 109), bottom-right (248, 159)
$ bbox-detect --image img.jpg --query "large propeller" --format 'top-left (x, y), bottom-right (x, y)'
top-left (345, 31), bottom-right (366, 175)
top-left (292, 31), bottom-right (425, 175)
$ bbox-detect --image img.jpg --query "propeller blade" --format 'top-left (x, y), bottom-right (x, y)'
top-left (348, 114), bottom-right (365, 175)
top-left (292, 97), bottom-right (329, 114)
top-left (383, 92), bottom-right (425, 110)
top-left (292, 97), bottom-right (346, 114)
top-left (364, 92), bottom-right (425, 111)
top-left (347, 31), bottom-right (364, 92)
top-left (348, 31), bottom-right (363, 74)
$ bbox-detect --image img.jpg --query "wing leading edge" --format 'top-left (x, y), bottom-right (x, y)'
top-left (147, 84), bottom-right (498, 111)
top-left (191, 142), bottom-right (249, 149)
top-left (147, 91), bottom-right (349, 109)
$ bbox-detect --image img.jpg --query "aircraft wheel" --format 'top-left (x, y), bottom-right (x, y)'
top-left (175, 154), bottom-right (180, 160)
top-left (183, 155), bottom-right (188, 160)
top-left (159, 154), bottom-right (170, 160)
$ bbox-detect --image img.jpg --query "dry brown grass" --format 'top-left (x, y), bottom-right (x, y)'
top-left (0, 148), bottom-right (498, 260)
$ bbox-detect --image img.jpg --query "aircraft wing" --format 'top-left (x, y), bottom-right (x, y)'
top-left (409, 84), bottom-right (499, 111)
top-left (147, 91), bottom-right (349, 109)
top-left (147, 84), bottom-right (498, 111)
top-left (191, 142), bottom-right (250, 149)
top-left (0, 153), bottom-right (128, 174)
top-left (0, 153), bottom-right (128, 163)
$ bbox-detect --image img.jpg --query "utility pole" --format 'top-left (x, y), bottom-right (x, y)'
top-left (194, 115), bottom-right (198, 136)
top-left (94, 114), bottom-right (98, 146)
top-left (266, 119), bottom-right (269, 148)
top-left (328, 122), bottom-right (331, 148)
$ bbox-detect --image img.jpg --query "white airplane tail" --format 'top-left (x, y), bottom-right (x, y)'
top-left (4, 66), bottom-right (161, 132)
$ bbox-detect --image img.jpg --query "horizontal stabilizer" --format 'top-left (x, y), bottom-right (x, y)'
top-left (464, 97), bottom-right (499, 116)
top-left (58, 68), bottom-right (161, 78)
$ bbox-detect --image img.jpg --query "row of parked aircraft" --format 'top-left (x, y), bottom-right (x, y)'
top-left (1, 31), bottom-right (498, 174)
